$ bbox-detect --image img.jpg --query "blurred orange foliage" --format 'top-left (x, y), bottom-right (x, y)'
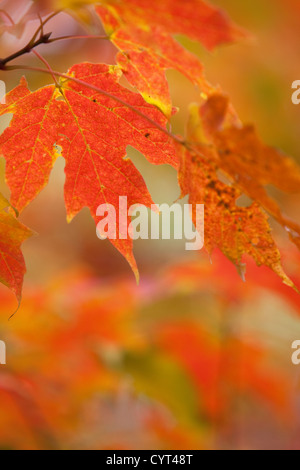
top-left (0, 250), bottom-right (299, 449)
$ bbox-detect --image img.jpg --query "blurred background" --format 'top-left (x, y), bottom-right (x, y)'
top-left (0, 0), bottom-right (300, 449)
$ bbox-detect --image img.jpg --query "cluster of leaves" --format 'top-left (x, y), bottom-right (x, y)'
top-left (0, 0), bottom-right (300, 302)
top-left (0, 256), bottom-right (299, 449)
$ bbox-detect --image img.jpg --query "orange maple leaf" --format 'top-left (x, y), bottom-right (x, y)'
top-left (178, 94), bottom-right (300, 290)
top-left (0, 197), bottom-right (32, 302)
top-left (97, 0), bottom-right (247, 117)
top-left (0, 78), bottom-right (62, 213)
top-left (0, 63), bottom-right (178, 279)
top-left (198, 94), bottom-right (300, 251)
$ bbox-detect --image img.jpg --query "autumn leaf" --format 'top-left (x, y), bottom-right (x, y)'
top-left (0, 82), bottom-right (35, 302)
top-left (58, 63), bottom-right (177, 277)
top-left (178, 95), bottom-right (300, 289)
top-left (0, 203), bottom-right (32, 302)
top-left (96, 0), bottom-right (246, 117)
top-left (0, 0), bottom-right (298, 297)
top-left (98, 0), bottom-right (246, 49)
top-left (0, 64), bottom-right (177, 279)
top-left (0, 77), bottom-right (63, 213)
top-left (198, 94), bottom-right (300, 251)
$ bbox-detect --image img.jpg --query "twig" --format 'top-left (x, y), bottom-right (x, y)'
top-left (48, 34), bottom-right (109, 43)
top-left (0, 33), bottom-right (52, 69)
top-left (0, 10), bottom-right (15, 25)
top-left (38, 13), bottom-right (44, 37)
top-left (31, 50), bottom-right (60, 88)
top-left (0, 10), bottom-right (64, 70)
top-left (0, 11), bottom-right (107, 70)
top-left (30, 10), bottom-right (62, 44)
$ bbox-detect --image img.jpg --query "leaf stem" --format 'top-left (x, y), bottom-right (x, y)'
top-left (48, 34), bottom-right (109, 43)
top-left (4, 64), bottom-right (185, 147)
top-left (31, 50), bottom-right (60, 88)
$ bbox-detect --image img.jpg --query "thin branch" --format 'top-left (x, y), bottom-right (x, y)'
top-left (0, 13), bottom-right (107, 70)
top-left (0, 13), bottom-right (62, 69)
top-left (38, 13), bottom-right (44, 37)
top-left (0, 10), bottom-right (15, 25)
top-left (31, 50), bottom-right (60, 88)
top-left (0, 33), bottom-right (52, 68)
top-left (30, 10), bottom-right (62, 44)
top-left (48, 34), bottom-right (109, 43)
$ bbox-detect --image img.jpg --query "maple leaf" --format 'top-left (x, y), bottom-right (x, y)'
top-left (96, 0), bottom-right (246, 117)
top-left (198, 94), bottom-right (300, 251)
top-left (178, 95), bottom-right (300, 289)
top-left (57, 63), bottom-right (177, 278)
top-left (0, 194), bottom-right (32, 302)
top-left (0, 77), bottom-right (63, 213)
top-left (0, 64), bottom-right (177, 279)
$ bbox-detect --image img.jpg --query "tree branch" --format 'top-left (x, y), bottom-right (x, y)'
top-left (0, 10), bottom-right (63, 70)
top-left (0, 33), bottom-right (52, 69)
top-left (48, 34), bottom-right (109, 43)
